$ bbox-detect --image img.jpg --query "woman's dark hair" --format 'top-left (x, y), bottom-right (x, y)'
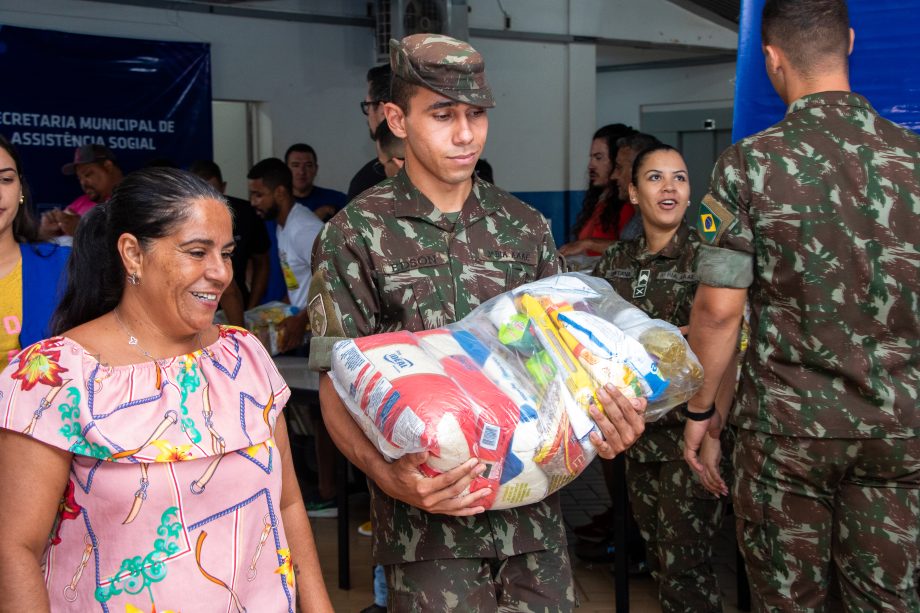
top-left (571, 123), bottom-right (636, 240)
top-left (51, 167), bottom-right (225, 334)
top-left (630, 143), bottom-right (683, 187)
top-left (0, 133), bottom-right (39, 243)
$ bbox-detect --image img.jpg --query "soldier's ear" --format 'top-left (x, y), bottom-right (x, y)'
top-left (848, 28), bottom-right (855, 56)
top-left (383, 102), bottom-right (408, 139)
top-left (763, 44), bottom-right (781, 76)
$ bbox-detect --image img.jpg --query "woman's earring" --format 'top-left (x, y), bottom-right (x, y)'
top-left (19, 194), bottom-right (24, 205)
top-left (127, 272), bottom-right (140, 286)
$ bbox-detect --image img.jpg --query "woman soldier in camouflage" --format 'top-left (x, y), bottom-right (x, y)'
top-left (592, 144), bottom-right (736, 612)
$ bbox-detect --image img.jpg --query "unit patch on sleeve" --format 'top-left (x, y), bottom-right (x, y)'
top-left (308, 293), bottom-right (327, 337)
top-left (697, 194), bottom-right (735, 245)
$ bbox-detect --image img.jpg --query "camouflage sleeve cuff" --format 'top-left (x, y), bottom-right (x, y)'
top-left (308, 335), bottom-right (349, 372)
top-left (696, 244), bottom-right (754, 288)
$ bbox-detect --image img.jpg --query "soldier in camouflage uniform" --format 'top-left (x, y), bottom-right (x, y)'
top-left (594, 144), bottom-right (734, 612)
top-left (682, 1), bottom-right (920, 610)
top-left (306, 33), bottom-right (646, 611)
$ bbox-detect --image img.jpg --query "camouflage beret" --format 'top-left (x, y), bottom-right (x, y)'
top-left (390, 33), bottom-right (495, 108)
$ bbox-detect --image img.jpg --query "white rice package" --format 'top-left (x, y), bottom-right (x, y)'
top-left (330, 273), bottom-right (703, 510)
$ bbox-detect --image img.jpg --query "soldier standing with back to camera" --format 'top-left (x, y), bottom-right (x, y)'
top-left (307, 33), bottom-right (646, 611)
top-left (682, 1), bottom-right (920, 610)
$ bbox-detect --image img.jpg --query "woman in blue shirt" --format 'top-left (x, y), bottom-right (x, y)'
top-left (0, 134), bottom-right (71, 368)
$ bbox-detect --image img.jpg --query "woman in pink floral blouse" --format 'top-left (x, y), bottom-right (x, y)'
top-left (0, 168), bottom-right (332, 613)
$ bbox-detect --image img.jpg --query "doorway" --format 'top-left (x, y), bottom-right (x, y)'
top-left (640, 103), bottom-right (733, 220)
top-left (212, 100), bottom-right (272, 199)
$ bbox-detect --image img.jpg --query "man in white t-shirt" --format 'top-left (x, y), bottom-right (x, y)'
top-left (247, 157), bottom-right (324, 353)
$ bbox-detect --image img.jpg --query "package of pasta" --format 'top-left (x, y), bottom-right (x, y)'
top-left (329, 272), bottom-right (703, 510)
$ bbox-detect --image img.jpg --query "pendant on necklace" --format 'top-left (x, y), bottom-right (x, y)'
top-left (129, 336), bottom-right (139, 346)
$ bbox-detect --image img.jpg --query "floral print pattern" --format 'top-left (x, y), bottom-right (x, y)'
top-left (0, 328), bottom-right (294, 612)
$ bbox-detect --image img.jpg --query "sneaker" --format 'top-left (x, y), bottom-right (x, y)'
top-left (305, 497), bottom-right (338, 518)
top-left (358, 605), bottom-right (386, 613)
top-left (358, 520), bottom-right (372, 537)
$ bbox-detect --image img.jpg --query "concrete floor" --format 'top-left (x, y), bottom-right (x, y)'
top-left (309, 458), bottom-right (747, 612)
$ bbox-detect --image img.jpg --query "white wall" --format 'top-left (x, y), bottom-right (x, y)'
top-left (468, 0), bottom-right (737, 48)
top-left (596, 61), bottom-right (737, 131)
top-left (0, 0), bottom-right (737, 196)
top-left (468, 0), bottom-right (737, 189)
top-left (470, 37), bottom-right (595, 192)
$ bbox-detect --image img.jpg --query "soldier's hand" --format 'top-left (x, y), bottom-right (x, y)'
top-left (698, 432), bottom-right (728, 497)
top-left (382, 452), bottom-right (491, 516)
top-left (683, 416), bottom-right (711, 475)
top-left (588, 384), bottom-right (646, 459)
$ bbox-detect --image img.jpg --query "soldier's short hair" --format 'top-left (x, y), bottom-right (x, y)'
top-left (247, 157), bottom-right (293, 194)
top-left (389, 75), bottom-right (418, 114)
top-left (761, 0), bottom-right (850, 76)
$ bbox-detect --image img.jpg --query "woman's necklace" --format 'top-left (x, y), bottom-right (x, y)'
top-left (112, 309), bottom-right (210, 361)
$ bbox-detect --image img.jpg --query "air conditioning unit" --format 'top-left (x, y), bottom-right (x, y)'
top-left (375, 0), bottom-right (470, 63)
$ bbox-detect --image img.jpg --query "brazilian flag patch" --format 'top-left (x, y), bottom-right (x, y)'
top-left (697, 194), bottom-right (733, 244)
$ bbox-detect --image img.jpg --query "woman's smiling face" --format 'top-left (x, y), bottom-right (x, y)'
top-left (132, 196), bottom-right (235, 336)
top-left (629, 149), bottom-right (690, 233)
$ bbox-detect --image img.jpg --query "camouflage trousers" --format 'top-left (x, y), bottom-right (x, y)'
top-left (733, 430), bottom-right (920, 612)
top-left (383, 547), bottom-right (575, 612)
top-left (625, 434), bottom-right (727, 613)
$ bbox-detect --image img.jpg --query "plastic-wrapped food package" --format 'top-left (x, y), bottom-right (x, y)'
top-left (243, 301), bottom-right (299, 355)
top-left (330, 272), bottom-right (703, 510)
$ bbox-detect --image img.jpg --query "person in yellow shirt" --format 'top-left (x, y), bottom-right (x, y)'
top-left (0, 134), bottom-right (71, 369)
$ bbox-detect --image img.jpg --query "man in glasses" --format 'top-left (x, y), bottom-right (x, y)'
top-left (347, 64), bottom-right (393, 200)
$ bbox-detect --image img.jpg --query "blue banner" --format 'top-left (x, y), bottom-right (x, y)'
top-left (734, 0), bottom-right (920, 141)
top-left (0, 25), bottom-right (211, 207)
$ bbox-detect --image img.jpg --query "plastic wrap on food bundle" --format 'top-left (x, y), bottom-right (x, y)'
top-left (244, 301), bottom-right (299, 356)
top-left (329, 272), bottom-right (703, 510)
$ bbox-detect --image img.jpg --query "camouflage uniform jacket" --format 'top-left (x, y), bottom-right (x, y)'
top-left (696, 91), bottom-right (920, 439)
top-left (593, 222), bottom-right (701, 461)
top-left (307, 168), bottom-right (566, 565)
